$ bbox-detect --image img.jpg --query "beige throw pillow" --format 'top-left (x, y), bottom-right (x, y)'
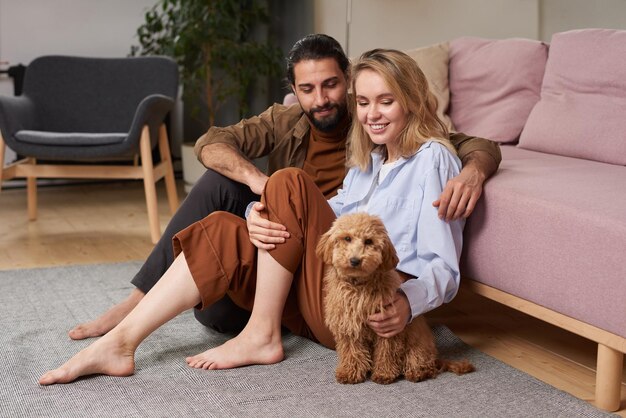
top-left (404, 42), bottom-right (454, 131)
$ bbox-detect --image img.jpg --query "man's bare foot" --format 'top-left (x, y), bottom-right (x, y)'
top-left (39, 331), bottom-right (135, 385)
top-left (186, 329), bottom-right (284, 370)
top-left (68, 289), bottom-right (144, 340)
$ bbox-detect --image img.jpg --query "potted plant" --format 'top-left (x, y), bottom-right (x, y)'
top-left (132, 0), bottom-right (283, 191)
top-left (132, 0), bottom-right (283, 126)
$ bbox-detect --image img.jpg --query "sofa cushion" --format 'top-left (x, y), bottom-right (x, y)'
top-left (449, 37), bottom-right (548, 143)
top-left (462, 145), bottom-right (626, 338)
top-left (518, 29), bottom-right (626, 165)
top-left (404, 43), bottom-right (454, 131)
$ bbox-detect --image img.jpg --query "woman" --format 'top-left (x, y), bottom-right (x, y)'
top-left (39, 49), bottom-right (464, 384)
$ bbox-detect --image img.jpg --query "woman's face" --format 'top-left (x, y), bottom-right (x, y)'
top-left (354, 69), bottom-right (408, 161)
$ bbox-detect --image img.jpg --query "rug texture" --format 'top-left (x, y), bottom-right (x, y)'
top-left (0, 262), bottom-right (615, 418)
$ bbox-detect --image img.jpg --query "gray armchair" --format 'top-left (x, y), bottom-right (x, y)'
top-left (0, 55), bottom-right (180, 243)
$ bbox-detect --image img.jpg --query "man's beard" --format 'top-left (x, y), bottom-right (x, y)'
top-left (305, 102), bottom-right (348, 132)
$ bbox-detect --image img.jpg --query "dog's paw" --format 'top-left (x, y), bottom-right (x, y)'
top-left (335, 367), bottom-right (367, 384)
top-left (404, 366), bottom-right (438, 383)
top-left (370, 370), bottom-right (399, 385)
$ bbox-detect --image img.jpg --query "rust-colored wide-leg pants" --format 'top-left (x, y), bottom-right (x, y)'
top-left (173, 168), bottom-right (337, 349)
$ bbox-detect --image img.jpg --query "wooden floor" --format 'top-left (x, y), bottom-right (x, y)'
top-left (1, 179), bottom-right (624, 414)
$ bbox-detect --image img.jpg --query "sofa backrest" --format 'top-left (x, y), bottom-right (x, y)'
top-left (448, 37), bottom-right (548, 144)
top-left (518, 28), bottom-right (626, 166)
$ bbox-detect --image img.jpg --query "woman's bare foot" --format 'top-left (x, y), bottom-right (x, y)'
top-left (68, 289), bottom-right (144, 340)
top-left (39, 331), bottom-right (135, 385)
top-left (186, 329), bottom-right (284, 370)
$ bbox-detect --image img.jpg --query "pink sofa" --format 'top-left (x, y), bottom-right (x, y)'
top-left (440, 29), bottom-right (625, 411)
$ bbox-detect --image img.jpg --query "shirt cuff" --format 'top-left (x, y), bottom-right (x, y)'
top-left (399, 278), bottom-right (430, 322)
top-left (244, 201), bottom-right (259, 219)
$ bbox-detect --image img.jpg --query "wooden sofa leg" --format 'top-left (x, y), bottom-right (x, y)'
top-left (139, 126), bottom-right (161, 244)
top-left (595, 343), bottom-right (623, 411)
top-left (158, 124), bottom-right (179, 214)
top-left (27, 158), bottom-right (38, 221)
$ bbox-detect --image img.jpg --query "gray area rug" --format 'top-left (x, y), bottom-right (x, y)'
top-left (0, 262), bottom-right (615, 418)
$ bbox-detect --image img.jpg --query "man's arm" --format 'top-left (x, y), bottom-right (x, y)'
top-left (200, 142), bottom-right (268, 195)
top-left (193, 103), bottom-right (301, 244)
top-left (434, 132), bottom-right (502, 221)
top-left (193, 103), bottom-right (295, 194)
top-left (200, 142), bottom-right (289, 246)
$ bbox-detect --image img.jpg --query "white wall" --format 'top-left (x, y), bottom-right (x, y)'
top-left (540, 0), bottom-right (626, 41)
top-left (3, 0), bottom-right (625, 96)
top-left (0, 0), bottom-right (157, 96)
top-left (314, 0), bottom-right (626, 56)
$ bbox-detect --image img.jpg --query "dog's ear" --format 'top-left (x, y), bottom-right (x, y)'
top-left (316, 227), bottom-right (335, 264)
top-left (379, 231), bottom-right (399, 272)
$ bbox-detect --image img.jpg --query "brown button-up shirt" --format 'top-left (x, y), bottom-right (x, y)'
top-left (194, 103), bottom-right (502, 197)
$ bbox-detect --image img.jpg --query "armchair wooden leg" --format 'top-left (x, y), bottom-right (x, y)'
top-left (0, 133), bottom-right (5, 192)
top-left (27, 158), bottom-right (38, 221)
top-left (1, 134), bottom-right (36, 219)
top-left (158, 124), bottom-right (179, 214)
top-left (595, 343), bottom-right (623, 411)
top-left (139, 126), bottom-right (161, 244)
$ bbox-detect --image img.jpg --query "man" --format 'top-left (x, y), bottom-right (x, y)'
top-left (69, 34), bottom-right (501, 340)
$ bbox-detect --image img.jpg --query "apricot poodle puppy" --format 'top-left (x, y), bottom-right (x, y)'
top-left (317, 213), bottom-right (474, 384)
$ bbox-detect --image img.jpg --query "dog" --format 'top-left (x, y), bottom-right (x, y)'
top-left (316, 213), bottom-right (474, 384)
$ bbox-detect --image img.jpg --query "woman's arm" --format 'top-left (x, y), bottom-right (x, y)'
top-left (326, 167), bottom-right (355, 217)
top-left (400, 164), bottom-right (465, 322)
top-left (368, 147), bottom-right (464, 337)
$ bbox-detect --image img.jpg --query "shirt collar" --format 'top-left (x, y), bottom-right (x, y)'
top-left (370, 140), bottom-right (435, 171)
top-left (371, 151), bottom-right (407, 173)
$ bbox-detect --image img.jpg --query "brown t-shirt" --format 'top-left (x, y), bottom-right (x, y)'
top-left (302, 118), bottom-right (349, 198)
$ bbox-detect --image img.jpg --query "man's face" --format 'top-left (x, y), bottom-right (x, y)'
top-left (291, 58), bottom-right (349, 132)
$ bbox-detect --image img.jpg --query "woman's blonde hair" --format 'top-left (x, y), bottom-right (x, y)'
top-left (347, 48), bottom-right (455, 170)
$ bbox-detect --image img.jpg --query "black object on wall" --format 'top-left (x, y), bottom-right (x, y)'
top-left (0, 64), bottom-right (26, 95)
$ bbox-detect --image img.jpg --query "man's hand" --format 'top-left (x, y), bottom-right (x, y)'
top-left (248, 175), bottom-right (269, 196)
top-left (433, 165), bottom-right (483, 221)
top-left (366, 292), bottom-right (411, 338)
top-left (246, 202), bottom-right (290, 250)
top-left (433, 150), bottom-right (497, 221)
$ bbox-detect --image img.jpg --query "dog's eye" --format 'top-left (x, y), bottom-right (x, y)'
top-left (343, 236), bottom-right (351, 242)
top-left (364, 239), bottom-right (373, 245)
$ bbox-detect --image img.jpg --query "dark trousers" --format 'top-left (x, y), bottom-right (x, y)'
top-left (130, 169), bottom-right (258, 333)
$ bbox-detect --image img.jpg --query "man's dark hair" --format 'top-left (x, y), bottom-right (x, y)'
top-left (286, 34), bottom-right (350, 85)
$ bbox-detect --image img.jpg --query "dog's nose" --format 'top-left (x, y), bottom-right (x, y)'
top-left (349, 257), bottom-right (361, 267)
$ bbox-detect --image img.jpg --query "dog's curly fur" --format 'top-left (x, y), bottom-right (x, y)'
top-left (317, 213), bottom-right (474, 384)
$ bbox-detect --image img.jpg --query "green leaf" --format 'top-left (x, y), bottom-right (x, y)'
top-left (130, 0), bottom-right (283, 125)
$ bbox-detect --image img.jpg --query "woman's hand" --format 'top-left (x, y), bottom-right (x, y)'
top-left (366, 291), bottom-right (411, 338)
top-left (246, 202), bottom-right (290, 250)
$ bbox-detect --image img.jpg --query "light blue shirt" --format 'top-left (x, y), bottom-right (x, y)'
top-left (328, 141), bottom-right (464, 320)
